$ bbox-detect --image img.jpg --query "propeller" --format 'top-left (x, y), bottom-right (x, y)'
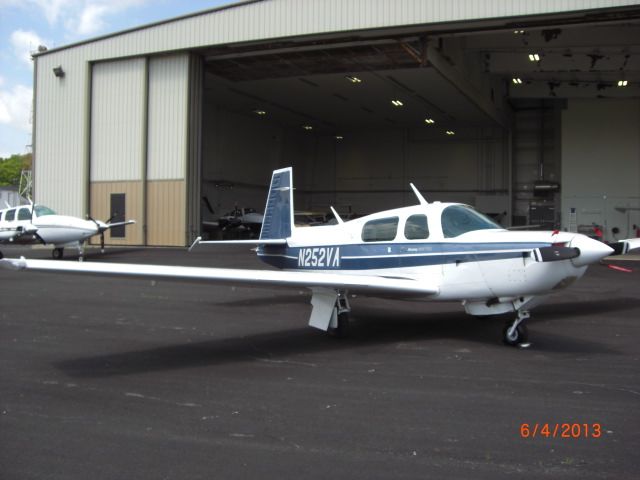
top-left (532, 245), bottom-right (580, 263)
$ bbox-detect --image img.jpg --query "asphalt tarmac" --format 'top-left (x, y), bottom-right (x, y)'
top-left (1, 245), bottom-right (638, 479)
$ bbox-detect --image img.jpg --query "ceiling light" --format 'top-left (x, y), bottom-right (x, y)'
top-left (512, 78), bottom-right (523, 84)
top-left (346, 75), bottom-right (362, 84)
top-left (391, 99), bottom-right (404, 107)
top-left (335, 135), bottom-right (344, 140)
top-left (253, 109), bottom-right (266, 115)
top-left (528, 53), bottom-right (540, 62)
top-left (302, 125), bottom-right (313, 131)
top-left (424, 118), bottom-right (435, 124)
top-left (618, 80), bottom-right (628, 87)
top-left (445, 130), bottom-right (455, 136)
top-left (513, 29), bottom-right (525, 34)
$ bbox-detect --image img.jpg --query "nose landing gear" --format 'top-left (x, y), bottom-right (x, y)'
top-left (503, 309), bottom-right (530, 346)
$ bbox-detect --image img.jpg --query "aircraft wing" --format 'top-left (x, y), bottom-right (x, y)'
top-left (0, 257), bottom-right (439, 297)
top-left (609, 238), bottom-right (640, 255)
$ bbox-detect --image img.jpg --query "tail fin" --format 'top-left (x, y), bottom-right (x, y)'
top-left (259, 167), bottom-right (294, 240)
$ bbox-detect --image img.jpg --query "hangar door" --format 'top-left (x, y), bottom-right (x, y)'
top-left (89, 53), bottom-right (202, 246)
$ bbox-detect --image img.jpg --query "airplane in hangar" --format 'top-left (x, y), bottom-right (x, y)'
top-left (1, 167), bottom-right (638, 346)
top-left (0, 203), bottom-right (135, 259)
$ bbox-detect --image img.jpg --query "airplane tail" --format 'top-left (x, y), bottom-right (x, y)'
top-left (259, 167), bottom-right (294, 241)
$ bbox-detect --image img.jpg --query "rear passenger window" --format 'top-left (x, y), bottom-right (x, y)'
top-left (5, 209), bottom-right (16, 221)
top-left (404, 214), bottom-right (429, 240)
top-left (362, 217), bottom-right (399, 242)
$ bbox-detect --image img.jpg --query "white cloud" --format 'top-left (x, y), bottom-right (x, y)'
top-left (0, 84), bottom-right (33, 132)
top-left (10, 30), bottom-right (47, 66)
top-left (77, 3), bottom-right (109, 35)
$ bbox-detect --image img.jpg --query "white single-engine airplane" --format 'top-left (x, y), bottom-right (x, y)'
top-left (1, 167), bottom-right (638, 346)
top-left (0, 203), bottom-right (135, 259)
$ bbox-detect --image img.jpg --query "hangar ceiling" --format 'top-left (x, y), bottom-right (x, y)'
top-left (201, 8), bottom-right (640, 135)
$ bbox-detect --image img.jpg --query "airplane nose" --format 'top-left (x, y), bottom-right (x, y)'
top-left (570, 234), bottom-right (614, 267)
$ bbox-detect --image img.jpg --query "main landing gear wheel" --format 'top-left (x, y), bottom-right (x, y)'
top-left (52, 248), bottom-right (64, 259)
top-left (328, 312), bottom-right (349, 338)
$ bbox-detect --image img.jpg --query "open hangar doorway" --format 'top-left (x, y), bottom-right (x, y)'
top-left (195, 8), bottom-right (640, 242)
top-left (197, 31), bottom-right (510, 239)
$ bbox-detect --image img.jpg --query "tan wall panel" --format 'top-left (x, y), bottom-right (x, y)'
top-left (147, 180), bottom-right (186, 246)
top-left (90, 181), bottom-right (144, 245)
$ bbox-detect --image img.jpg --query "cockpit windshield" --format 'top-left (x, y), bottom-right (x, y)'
top-left (441, 205), bottom-right (502, 238)
top-left (33, 205), bottom-right (56, 217)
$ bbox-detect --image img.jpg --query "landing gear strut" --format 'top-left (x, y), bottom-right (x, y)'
top-left (328, 292), bottom-right (350, 338)
top-left (503, 310), bottom-right (530, 346)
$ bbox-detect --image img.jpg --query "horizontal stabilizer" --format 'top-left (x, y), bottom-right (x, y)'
top-left (0, 257), bottom-right (439, 297)
top-left (188, 236), bottom-right (287, 251)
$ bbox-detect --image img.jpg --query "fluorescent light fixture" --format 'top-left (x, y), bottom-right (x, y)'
top-left (424, 118), bottom-right (435, 124)
top-left (445, 130), bottom-right (455, 136)
top-left (528, 53), bottom-right (540, 62)
top-left (512, 78), bottom-right (523, 84)
top-left (346, 75), bottom-right (362, 83)
top-left (253, 109), bottom-right (266, 115)
top-left (618, 80), bottom-right (628, 87)
top-left (302, 125), bottom-right (313, 131)
top-left (391, 99), bottom-right (404, 107)
top-left (335, 135), bottom-right (344, 140)
top-left (513, 29), bottom-right (525, 34)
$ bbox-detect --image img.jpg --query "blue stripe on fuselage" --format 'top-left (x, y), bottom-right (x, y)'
top-left (257, 242), bottom-right (549, 270)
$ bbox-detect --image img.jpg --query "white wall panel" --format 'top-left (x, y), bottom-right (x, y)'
top-left (147, 54), bottom-right (189, 180)
top-left (90, 58), bottom-right (146, 182)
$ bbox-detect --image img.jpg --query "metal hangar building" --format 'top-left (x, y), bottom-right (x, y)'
top-left (32, 0), bottom-right (640, 247)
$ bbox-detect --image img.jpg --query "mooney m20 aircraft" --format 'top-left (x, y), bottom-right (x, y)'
top-left (1, 167), bottom-right (638, 346)
top-left (0, 203), bottom-right (135, 259)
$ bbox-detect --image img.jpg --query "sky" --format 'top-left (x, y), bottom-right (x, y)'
top-left (0, 0), bottom-right (235, 159)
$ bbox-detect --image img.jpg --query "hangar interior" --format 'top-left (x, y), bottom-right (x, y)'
top-left (33, 2), bottom-right (640, 247)
top-left (198, 9), bottom-right (640, 241)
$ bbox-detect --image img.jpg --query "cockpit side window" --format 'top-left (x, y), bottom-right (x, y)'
top-left (5, 209), bottom-right (16, 222)
top-left (18, 207), bottom-right (32, 221)
top-left (404, 214), bottom-right (429, 240)
top-left (34, 205), bottom-right (56, 217)
top-left (441, 205), bottom-right (501, 238)
top-left (362, 217), bottom-right (399, 242)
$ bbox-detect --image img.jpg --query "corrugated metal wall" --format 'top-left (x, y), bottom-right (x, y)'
top-left (147, 55), bottom-right (189, 180)
top-left (91, 58), bottom-right (146, 182)
top-left (87, 54), bottom-right (191, 246)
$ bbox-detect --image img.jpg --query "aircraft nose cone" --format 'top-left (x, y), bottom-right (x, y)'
top-left (570, 234), bottom-right (614, 267)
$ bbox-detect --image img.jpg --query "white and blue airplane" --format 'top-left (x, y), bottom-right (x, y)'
top-left (1, 167), bottom-right (638, 346)
top-left (0, 203), bottom-right (135, 259)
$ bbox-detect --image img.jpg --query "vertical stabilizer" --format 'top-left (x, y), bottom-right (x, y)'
top-left (259, 167), bottom-right (294, 240)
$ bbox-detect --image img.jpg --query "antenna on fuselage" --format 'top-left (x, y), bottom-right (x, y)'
top-left (329, 206), bottom-right (344, 224)
top-left (409, 183), bottom-right (429, 206)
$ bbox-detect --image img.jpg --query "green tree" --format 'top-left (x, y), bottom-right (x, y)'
top-left (0, 153), bottom-right (31, 187)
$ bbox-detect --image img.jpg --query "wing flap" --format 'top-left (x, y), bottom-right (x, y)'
top-left (0, 257), bottom-right (439, 297)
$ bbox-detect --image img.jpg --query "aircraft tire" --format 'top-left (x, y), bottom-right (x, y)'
top-left (502, 323), bottom-right (528, 346)
top-left (328, 312), bottom-right (349, 338)
top-left (52, 248), bottom-right (64, 260)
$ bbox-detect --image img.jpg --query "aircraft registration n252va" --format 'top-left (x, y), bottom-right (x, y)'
top-left (1, 167), bottom-right (638, 346)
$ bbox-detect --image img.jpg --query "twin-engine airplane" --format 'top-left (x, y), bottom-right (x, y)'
top-left (0, 203), bottom-right (135, 259)
top-left (1, 167), bottom-right (638, 346)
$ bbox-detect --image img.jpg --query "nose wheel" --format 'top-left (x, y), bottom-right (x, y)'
top-left (503, 310), bottom-right (530, 346)
top-left (52, 247), bottom-right (64, 259)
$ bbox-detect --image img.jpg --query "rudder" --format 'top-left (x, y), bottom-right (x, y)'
top-left (259, 167), bottom-right (294, 240)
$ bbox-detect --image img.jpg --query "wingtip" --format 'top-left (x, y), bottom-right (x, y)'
top-left (0, 256), bottom-right (28, 271)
